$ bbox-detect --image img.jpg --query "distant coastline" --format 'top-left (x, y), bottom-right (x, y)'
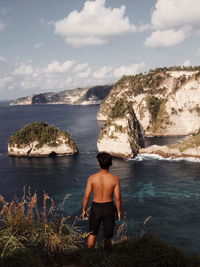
top-left (10, 84), bottom-right (113, 106)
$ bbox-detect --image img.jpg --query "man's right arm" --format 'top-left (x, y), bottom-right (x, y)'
top-left (82, 176), bottom-right (93, 219)
top-left (114, 177), bottom-right (121, 220)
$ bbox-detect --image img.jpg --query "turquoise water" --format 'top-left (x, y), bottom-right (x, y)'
top-left (0, 102), bottom-right (200, 252)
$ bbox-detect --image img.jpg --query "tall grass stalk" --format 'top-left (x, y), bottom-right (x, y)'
top-left (0, 188), bottom-right (82, 266)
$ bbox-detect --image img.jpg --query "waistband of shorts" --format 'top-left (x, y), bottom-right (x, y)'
top-left (92, 201), bottom-right (114, 206)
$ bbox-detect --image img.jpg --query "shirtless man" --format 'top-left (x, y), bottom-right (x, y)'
top-left (82, 152), bottom-right (121, 250)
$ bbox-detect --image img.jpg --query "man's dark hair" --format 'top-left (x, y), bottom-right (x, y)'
top-left (97, 152), bottom-right (112, 169)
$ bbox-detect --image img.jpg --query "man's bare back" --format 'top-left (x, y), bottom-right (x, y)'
top-left (89, 170), bottom-right (120, 203)
top-left (82, 152), bottom-right (121, 249)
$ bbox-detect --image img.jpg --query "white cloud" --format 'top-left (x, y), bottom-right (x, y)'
top-left (0, 56), bottom-right (6, 63)
top-left (145, 0), bottom-right (200, 47)
top-left (113, 63), bottom-right (145, 78)
top-left (93, 66), bottom-right (112, 79)
top-left (77, 67), bottom-right (91, 78)
top-left (1, 57), bottom-right (146, 97)
top-left (152, 0), bottom-right (200, 30)
top-left (54, 0), bottom-right (136, 47)
top-left (13, 64), bottom-right (34, 75)
top-left (0, 76), bottom-right (13, 89)
top-left (46, 60), bottom-right (75, 73)
top-left (65, 36), bottom-right (107, 47)
top-left (34, 43), bottom-right (43, 49)
top-left (74, 63), bottom-right (89, 72)
top-left (67, 77), bottom-right (72, 83)
top-left (144, 29), bottom-right (186, 48)
top-left (137, 24), bottom-right (152, 32)
top-left (182, 59), bottom-right (191, 67)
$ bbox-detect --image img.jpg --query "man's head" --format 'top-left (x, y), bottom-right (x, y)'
top-left (97, 152), bottom-right (112, 170)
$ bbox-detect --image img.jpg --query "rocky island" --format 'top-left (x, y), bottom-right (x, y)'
top-left (97, 99), bottom-right (145, 158)
top-left (8, 122), bottom-right (78, 157)
top-left (140, 129), bottom-right (200, 159)
top-left (97, 66), bottom-right (200, 136)
top-left (10, 85), bottom-right (112, 106)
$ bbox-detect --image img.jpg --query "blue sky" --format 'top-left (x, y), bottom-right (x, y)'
top-left (0, 0), bottom-right (200, 99)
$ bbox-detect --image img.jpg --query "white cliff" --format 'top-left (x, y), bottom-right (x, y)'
top-left (97, 101), bottom-right (144, 158)
top-left (8, 122), bottom-right (78, 157)
top-left (97, 68), bottom-right (200, 136)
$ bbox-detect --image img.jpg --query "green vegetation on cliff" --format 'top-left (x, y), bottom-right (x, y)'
top-left (149, 65), bottom-right (200, 72)
top-left (110, 98), bottom-right (129, 118)
top-left (8, 122), bottom-right (77, 149)
top-left (146, 96), bottom-right (163, 122)
top-left (170, 129), bottom-right (200, 152)
top-left (115, 72), bottom-right (166, 97)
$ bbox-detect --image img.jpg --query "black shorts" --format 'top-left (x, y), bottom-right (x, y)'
top-left (89, 201), bottom-right (117, 239)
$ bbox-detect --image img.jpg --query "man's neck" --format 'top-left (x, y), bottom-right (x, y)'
top-left (99, 168), bottom-right (109, 173)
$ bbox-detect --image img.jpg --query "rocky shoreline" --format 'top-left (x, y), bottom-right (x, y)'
top-left (140, 129), bottom-right (200, 159)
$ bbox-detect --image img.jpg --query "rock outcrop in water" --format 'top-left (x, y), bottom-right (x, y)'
top-left (97, 99), bottom-right (144, 158)
top-left (8, 122), bottom-right (78, 157)
top-left (97, 66), bottom-right (200, 136)
top-left (10, 85), bottom-right (113, 106)
top-left (140, 129), bottom-right (200, 158)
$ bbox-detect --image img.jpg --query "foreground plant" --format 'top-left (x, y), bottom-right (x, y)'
top-left (0, 188), bottom-right (82, 267)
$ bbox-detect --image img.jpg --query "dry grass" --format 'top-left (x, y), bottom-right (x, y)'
top-left (0, 187), bottom-right (82, 266)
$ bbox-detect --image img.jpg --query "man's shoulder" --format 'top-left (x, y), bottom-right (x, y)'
top-left (88, 173), bottom-right (99, 180)
top-left (111, 174), bottom-right (120, 182)
top-left (88, 172), bottom-right (120, 182)
top-left (108, 171), bottom-right (119, 179)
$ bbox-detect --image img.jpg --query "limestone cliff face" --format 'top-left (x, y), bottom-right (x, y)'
top-left (97, 67), bottom-right (200, 136)
top-left (97, 102), bottom-right (144, 158)
top-left (8, 122), bottom-right (78, 157)
top-left (10, 85), bottom-right (112, 106)
top-left (140, 129), bottom-right (200, 158)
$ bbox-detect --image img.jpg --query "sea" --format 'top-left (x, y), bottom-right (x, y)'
top-left (0, 101), bottom-right (200, 252)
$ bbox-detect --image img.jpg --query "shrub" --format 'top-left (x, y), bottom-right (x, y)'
top-left (110, 98), bottom-right (128, 118)
top-left (8, 122), bottom-right (76, 149)
top-left (77, 234), bottom-right (200, 267)
top-left (146, 96), bottom-right (162, 122)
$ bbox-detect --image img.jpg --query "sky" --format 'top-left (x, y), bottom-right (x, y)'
top-left (0, 0), bottom-right (200, 100)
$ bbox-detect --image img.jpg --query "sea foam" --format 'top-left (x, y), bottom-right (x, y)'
top-left (127, 153), bottom-right (200, 163)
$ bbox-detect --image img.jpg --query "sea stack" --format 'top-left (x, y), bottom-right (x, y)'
top-left (8, 122), bottom-right (78, 157)
top-left (97, 98), bottom-right (144, 158)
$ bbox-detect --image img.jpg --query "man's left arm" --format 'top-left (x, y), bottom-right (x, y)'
top-left (82, 176), bottom-right (93, 219)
